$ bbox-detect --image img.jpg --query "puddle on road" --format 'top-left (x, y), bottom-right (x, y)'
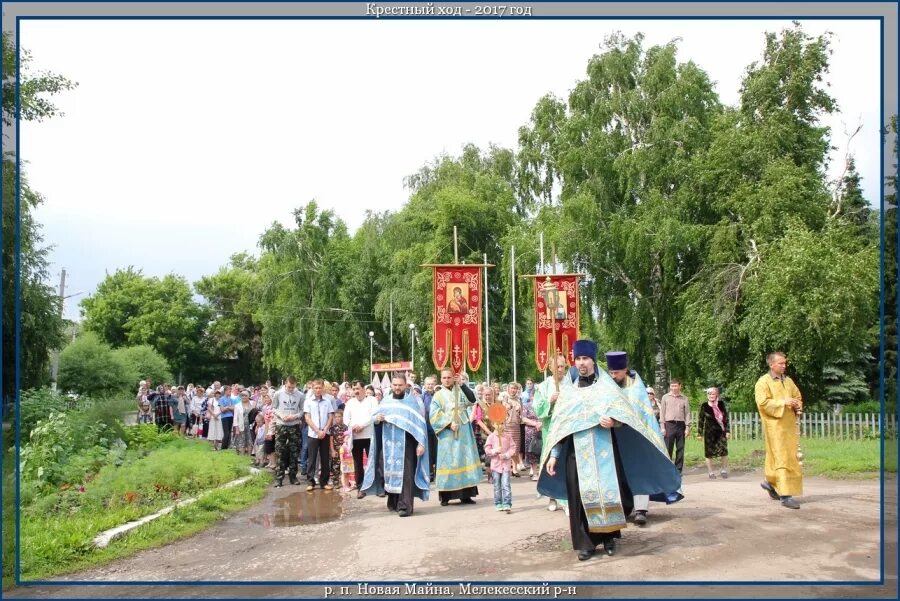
top-left (250, 491), bottom-right (344, 527)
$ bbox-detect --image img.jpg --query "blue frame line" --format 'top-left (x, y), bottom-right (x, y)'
top-left (14, 14), bottom-right (24, 586)
top-left (9, 8), bottom-right (894, 594)
top-left (877, 13), bottom-right (884, 587)
top-left (13, 14), bottom-right (886, 21)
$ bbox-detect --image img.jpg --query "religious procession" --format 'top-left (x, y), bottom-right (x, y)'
top-left (154, 248), bottom-right (806, 564)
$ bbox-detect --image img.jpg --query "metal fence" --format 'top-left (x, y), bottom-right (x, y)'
top-left (705, 412), bottom-right (897, 440)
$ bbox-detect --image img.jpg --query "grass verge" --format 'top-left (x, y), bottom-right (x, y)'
top-left (681, 436), bottom-right (898, 477)
top-left (18, 438), bottom-right (269, 582)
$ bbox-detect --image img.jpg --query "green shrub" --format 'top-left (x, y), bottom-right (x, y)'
top-left (19, 394), bottom-right (135, 489)
top-left (18, 387), bottom-right (68, 435)
top-left (58, 333), bottom-right (131, 397)
top-left (68, 396), bottom-right (134, 446)
top-left (121, 423), bottom-right (177, 450)
top-left (20, 412), bottom-right (77, 486)
top-left (841, 400), bottom-right (896, 414)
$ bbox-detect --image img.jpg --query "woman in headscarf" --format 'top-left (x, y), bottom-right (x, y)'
top-left (697, 386), bottom-right (730, 479)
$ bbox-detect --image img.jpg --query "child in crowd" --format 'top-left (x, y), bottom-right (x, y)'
top-left (329, 410), bottom-right (351, 491)
top-left (138, 399), bottom-right (153, 424)
top-left (340, 422), bottom-right (355, 490)
top-left (253, 413), bottom-right (267, 467)
top-left (484, 421), bottom-right (516, 513)
top-left (263, 404), bottom-right (276, 469)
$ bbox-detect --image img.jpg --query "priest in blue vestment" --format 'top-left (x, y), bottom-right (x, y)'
top-left (361, 376), bottom-right (430, 517)
top-left (538, 340), bottom-right (682, 560)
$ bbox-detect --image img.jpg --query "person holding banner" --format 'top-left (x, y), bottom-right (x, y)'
top-left (532, 354), bottom-right (570, 513)
top-left (538, 340), bottom-right (682, 561)
top-left (430, 369), bottom-right (481, 506)
top-left (360, 376), bottom-right (430, 517)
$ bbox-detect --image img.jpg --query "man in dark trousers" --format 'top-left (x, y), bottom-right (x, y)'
top-left (360, 376), bottom-right (430, 517)
top-left (538, 339), bottom-right (682, 561)
top-left (659, 379), bottom-right (691, 473)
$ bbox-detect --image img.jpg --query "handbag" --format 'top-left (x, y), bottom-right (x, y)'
top-left (527, 435), bottom-right (543, 456)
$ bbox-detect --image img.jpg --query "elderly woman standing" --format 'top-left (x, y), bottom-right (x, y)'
top-left (697, 386), bottom-right (730, 479)
top-left (232, 390), bottom-right (255, 456)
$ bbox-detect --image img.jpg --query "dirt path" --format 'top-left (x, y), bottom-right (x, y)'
top-left (8, 469), bottom-right (897, 598)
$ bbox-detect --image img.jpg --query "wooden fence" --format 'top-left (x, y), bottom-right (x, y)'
top-left (703, 412), bottom-right (897, 441)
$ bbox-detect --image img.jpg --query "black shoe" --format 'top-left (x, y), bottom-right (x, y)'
top-left (761, 481), bottom-right (780, 501)
top-left (440, 500), bottom-right (449, 506)
top-left (577, 550), bottom-right (595, 561)
top-left (633, 511), bottom-right (647, 526)
top-left (781, 497), bottom-right (800, 509)
top-left (357, 491), bottom-right (367, 499)
top-left (289, 476), bottom-right (299, 485)
top-left (603, 540), bottom-right (616, 556)
top-left (460, 498), bottom-right (476, 504)
top-left (274, 479), bottom-right (283, 488)
top-left (376, 492), bottom-right (386, 498)
top-left (398, 510), bottom-right (410, 517)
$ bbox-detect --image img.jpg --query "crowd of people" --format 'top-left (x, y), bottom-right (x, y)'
top-left (132, 344), bottom-right (804, 561)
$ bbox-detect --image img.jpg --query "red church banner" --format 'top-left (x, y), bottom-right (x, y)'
top-left (532, 274), bottom-right (580, 372)
top-left (432, 265), bottom-right (483, 374)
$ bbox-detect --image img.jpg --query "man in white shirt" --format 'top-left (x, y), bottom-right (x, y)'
top-left (344, 379), bottom-right (377, 498)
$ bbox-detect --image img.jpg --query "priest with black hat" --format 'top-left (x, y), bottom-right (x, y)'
top-left (605, 350), bottom-right (681, 527)
top-left (537, 339), bottom-right (682, 561)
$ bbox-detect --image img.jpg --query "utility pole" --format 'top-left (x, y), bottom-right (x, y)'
top-left (50, 268), bottom-right (66, 391)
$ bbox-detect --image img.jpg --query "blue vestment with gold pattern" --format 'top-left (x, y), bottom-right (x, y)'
top-left (537, 369), bottom-right (682, 533)
top-left (361, 393), bottom-right (430, 501)
top-left (430, 386), bottom-right (482, 492)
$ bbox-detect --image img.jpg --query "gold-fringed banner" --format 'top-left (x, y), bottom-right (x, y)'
top-left (531, 274), bottom-right (580, 371)
top-left (431, 265), bottom-right (483, 374)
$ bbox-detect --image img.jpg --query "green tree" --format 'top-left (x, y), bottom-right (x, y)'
top-left (517, 32), bottom-right (721, 388)
top-left (195, 253), bottom-right (265, 384)
top-left (112, 345), bottom-right (173, 389)
top-left (256, 201), bottom-right (363, 379)
top-left (1, 32), bottom-right (75, 400)
top-left (737, 223), bottom-right (879, 408)
top-left (57, 332), bottom-right (130, 397)
top-left (674, 24), bottom-right (879, 408)
top-left (80, 268), bottom-right (210, 380)
top-left (882, 116), bottom-right (898, 408)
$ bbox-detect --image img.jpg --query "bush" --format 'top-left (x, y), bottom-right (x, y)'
top-left (58, 333), bottom-right (131, 397)
top-left (121, 423), bottom-right (177, 451)
top-left (113, 345), bottom-right (173, 390)
top-left (841, 400), bottom-right (896, 414)
top-left (18, 387), bottom-right (69, 435)
top-left (68, 396), bottom-right (134, 446)
top-left (20, 413), bottom-right (77, 486)
top-left (19, 395), bottom-right (134, 488)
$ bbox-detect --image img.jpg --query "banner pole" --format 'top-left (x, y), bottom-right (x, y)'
top-left (484, 253), bottom-right (490, 385)
top-left (511, 245), bottom-right (517, 383)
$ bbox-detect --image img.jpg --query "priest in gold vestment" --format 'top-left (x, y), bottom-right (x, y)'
top-left (754, 351), bottom-right (803, 509)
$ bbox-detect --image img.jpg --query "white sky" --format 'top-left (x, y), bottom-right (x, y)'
top-left (18, 19), bottom-right (882, 321)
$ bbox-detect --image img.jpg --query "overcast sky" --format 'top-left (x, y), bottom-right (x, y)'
top-left (17, 19), bottom-right (882, 321)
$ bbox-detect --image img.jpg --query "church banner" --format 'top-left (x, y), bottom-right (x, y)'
top-left (532, 274), bottom-right (580, 372)
top-left (432, 265), bottom-right (483, 374)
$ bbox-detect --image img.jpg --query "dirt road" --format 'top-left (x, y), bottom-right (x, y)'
top-left (7, 468), bottom-right (897, 598)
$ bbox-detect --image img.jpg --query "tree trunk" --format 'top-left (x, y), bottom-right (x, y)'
top-left (654, 333), bottom-right (667, 393)
top-left (650, 254), bottom-right (668, 390)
